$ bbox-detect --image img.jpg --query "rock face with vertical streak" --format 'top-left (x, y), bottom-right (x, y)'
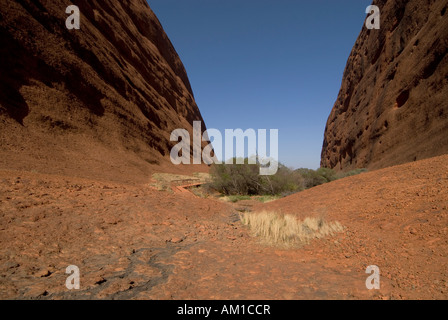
top-left (321, 0), bottom-right (448, 171)
top-left (0, 0), bottom-right (206, 182)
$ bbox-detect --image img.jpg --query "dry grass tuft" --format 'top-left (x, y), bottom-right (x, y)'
top-left (240, 211), bottom-right (344, 247)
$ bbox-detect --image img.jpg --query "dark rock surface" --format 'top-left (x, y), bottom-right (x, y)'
top-left (321, 0), bottom-right (448, 171)
top-left (0, 0), bottom-right (206, 182)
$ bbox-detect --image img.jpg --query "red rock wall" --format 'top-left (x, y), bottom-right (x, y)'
top-left (321, 0), bottom-right (448, 171)
top-left (0, 0), bottom-right (206, 181)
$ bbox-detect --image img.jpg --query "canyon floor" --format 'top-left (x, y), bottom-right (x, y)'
top-left (0, 155), bottom-right (447, 300)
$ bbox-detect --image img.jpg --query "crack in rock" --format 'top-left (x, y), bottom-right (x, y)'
top-left (36, 242), bottom-right (197, 300)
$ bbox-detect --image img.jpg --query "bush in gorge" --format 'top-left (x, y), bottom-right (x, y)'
top-left (209, 158), bottom-right (301, 196)
top-left (209, 158), bottom-right (367, 197)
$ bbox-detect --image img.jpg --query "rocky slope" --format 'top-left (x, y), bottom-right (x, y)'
top-left (1, 155), bottom-right (447, 299)
top-left (321, 0), bottom-right (448, 171)
top-left (0, 0), bottom-right (206, 183)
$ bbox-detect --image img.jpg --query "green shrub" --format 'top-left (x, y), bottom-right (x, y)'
top-left (335, 168), bottom-right (368, 179)
top-left (226, 195), bottom-right (252, 202)
top-left (209, 159), bottom-right (367, 197)
top-left (209, 158), bottom-right (260, 195)
top-left (209, 158), bottom-right (301, 196)
top-left (316, 167), bottom-right (337, 183)
top-left (295, 167), bottom-right (366, 189)
top-left (295, 168), bottom-right (327, 189)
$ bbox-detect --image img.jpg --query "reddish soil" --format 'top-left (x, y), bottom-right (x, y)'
top-left (0, 0), bottom-right (447, 301)
top-left (1, 155), bottom-right (447, 300)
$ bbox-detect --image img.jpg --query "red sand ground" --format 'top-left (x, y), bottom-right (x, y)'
top-left (0, 155), bottom-right (447, 300)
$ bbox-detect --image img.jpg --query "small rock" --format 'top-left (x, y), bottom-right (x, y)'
top-left (4, 262), bottom-right (20, 270)
top-left (36, 269), bottom-right (53, 278)
top-left (95, 277), bottom-right (107, 285)
top-left (169, 237), bottom-right (183, 244)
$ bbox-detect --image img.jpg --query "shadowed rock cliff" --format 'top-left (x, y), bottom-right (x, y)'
top-left (0, 0), bottom-right (206, 182)
top-left (321, 0), bottom-right (448, 171)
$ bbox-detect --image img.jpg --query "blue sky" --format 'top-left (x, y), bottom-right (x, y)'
top-left (149, 0), bottom-right (372, 169)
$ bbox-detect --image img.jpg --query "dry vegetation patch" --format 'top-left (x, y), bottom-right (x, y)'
top-left (240, 211), bottom-right (344, 247)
